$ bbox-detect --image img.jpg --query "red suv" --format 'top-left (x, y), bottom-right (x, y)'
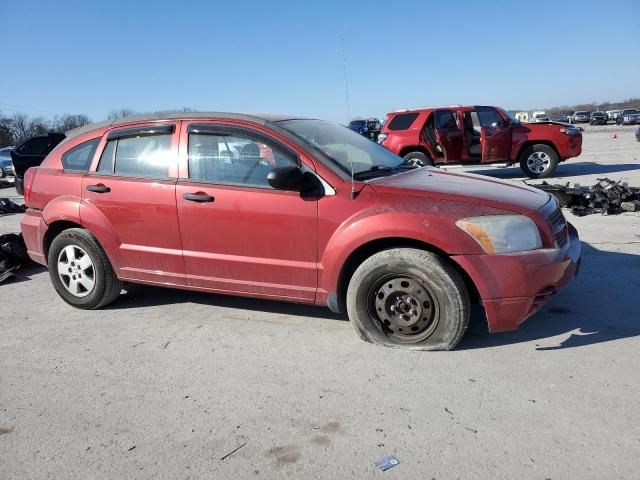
top-left (20, 113), bottom-right (581, 350)
top-left (379, 106), bottom-right (583, 178)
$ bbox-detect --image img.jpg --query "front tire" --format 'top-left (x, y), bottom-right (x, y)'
top-left (519, 144), bottom-right (558, 179)
top-left (48, 228), bottom-right (122, 309)
top-left (346, 248), bottom-right (469, 351)
top-left (403, 151), bottom-right (434, 167)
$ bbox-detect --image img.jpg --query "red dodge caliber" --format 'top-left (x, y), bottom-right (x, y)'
top-left (20, 113), bottom-right (581, 350)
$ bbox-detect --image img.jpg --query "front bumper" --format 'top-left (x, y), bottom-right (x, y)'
top-left (452, 222), bottom-right (581, 332)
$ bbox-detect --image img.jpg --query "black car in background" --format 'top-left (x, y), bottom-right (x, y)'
top-left (10, 132), bottom-right (65, 194)
top-left (590, 111), bottom-right (608, 125)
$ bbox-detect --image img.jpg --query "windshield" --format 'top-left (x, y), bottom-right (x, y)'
top-left (278, 119), bottom-right (409, 176)
top-left (350, 120), bottom-right (366, 126)
top-left (623, 110), bottom-right (639, 115)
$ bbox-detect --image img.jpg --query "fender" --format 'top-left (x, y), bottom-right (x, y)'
top-left (318, 197), bottom-right (487, 298)
top-left (76, 199), bottom-right (126, 272)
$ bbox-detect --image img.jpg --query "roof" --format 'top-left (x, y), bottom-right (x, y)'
top-left (61, 111), bottom-right (308, 145)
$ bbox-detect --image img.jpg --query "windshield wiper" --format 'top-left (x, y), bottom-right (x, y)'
top-left (353, 164), bottom-right (420, 179)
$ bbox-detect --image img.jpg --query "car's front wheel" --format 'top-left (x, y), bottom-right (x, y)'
top-left (519, 144), bottom-right (558, 178)
top-left (48, 228), bottom-right (122, 309)
top-left (403, 151), bottom-right (434, 167)
top-left (346, 248), bottom-right (470, 351)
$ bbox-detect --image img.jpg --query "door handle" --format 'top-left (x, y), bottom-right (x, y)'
top-left (86, 184), bottom-right (110, 193)
top-left (183, 192), bottom-right (214, 203)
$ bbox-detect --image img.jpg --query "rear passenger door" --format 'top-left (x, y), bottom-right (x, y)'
top-left (175, 122), bottom-right (318, 301)
top-left (81, 123), bottom-right (185, 285)
top-left (433, 110), bottom-right (463, 162)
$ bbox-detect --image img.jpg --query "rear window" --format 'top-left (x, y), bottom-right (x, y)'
top-left (61, 138), bottom-right (100, 171)
top-left (387, 113), bottom-right (419, 130)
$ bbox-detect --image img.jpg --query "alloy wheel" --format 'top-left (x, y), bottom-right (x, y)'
top-left (526, 151), bottom-right (551, 174)
top-left (57, 245), bottom-right (96, 297)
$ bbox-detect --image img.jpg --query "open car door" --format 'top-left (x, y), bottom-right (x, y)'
top-left (433, 109), bottom-right (463, 162)
top-left (476, 107), bottom-right (511, 162)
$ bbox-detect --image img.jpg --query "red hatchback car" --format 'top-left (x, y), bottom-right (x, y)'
top-left (21, 113), bottom-right (581, 350)
top-left (379, 106), bottom-right (583, 178)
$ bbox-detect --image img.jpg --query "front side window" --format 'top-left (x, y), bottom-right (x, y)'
top-left (61, 138), bottom-right (100, 171)
top-left (188, 127), bottom-right (296, 187)
top-left (476, 107), bottom-right (505, 128)
top-left (97, 130), bottom-right (173, 178)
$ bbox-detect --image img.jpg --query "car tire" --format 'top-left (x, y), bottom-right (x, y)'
top-left (519, 144), bottom-right (559, 179)
top-left (346, 248), bottom-right (469, 351)
top-left (48, 228), bottom-right (122, 309)
top-left (617, 118), bottom-right (623, 125)
top-left (403, 151), bottom-right (434, 167)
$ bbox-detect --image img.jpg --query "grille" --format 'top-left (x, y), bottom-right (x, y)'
top-left (548, 207), bottom-right (568, 247)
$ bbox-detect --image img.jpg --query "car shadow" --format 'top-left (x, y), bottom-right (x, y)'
top-left (107, 283), bottom-right (346, 321)
top-left (468, 162), bottom-right (640, 180)
top-left (459, 242), bottom-right (640, 350)
top-left (0, 260), bottom-right (48, 285)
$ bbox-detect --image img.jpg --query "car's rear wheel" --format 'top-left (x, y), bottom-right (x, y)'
top-left (403, 151), bottom-right (434, 167)
top-left (346, 248), bottom-right (469, 351)
top-left (48, 228), bottom-right (122, 309)
top-left (519, 144), bottom-right (558, 179)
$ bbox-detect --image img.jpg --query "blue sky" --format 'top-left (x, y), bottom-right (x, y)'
top-left (1, 0), bottom-right (638, 123)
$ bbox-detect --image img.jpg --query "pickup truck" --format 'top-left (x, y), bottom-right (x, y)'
top-left (378, 105), bottom-right (582, 178)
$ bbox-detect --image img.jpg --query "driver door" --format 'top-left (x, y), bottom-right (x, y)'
top-left (476, 106), bottom-right (512, 162)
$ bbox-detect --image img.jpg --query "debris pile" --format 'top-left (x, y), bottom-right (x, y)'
top-left (0, 198), bottom-right (25, 215)
top-left (530, 178), bottom-right (640, 216)
top-left (0, 233), bottom-right (28, 283)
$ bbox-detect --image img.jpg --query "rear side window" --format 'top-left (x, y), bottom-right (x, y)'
top-left (61, 138), bottom-right (100, 171)
top-left (435, 110), bottom-right (458, 129)
top-left (387, 113), bottom-right (419, 130)
top-left (97, 130), bottom-right (173, 178)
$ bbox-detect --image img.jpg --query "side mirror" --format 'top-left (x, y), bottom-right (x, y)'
top-left (267, 165), bottom-right (308, 191)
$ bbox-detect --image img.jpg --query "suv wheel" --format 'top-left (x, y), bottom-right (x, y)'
top-left (48, 228), bottom-right (122, 309)
top-left (617, 117), bottom-right (623, 125)
top-left (346, 248), bottom-right (469, 351)
top-left (403, 151), bottom-right (434, 167)
top-left (519, 144), bottom-right (558, 179)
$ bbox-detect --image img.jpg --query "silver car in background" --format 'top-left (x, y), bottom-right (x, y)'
top-left (616, 109), bottom-right (640, 125)
top-left (0, 147), bottom-right (15, 178)
top-left (569, 111), bottom-right (590, 123)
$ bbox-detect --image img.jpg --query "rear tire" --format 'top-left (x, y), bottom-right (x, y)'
top-left (519, 144), bottom-right (558, 179)
top-left (48, 228), bottom-right (122, 309)
top-left (346, 248), bottom-right (469, 351)
top-left (403, 151), bottom-right (434, 167)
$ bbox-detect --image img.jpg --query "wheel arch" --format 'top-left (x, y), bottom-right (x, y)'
top-left (43, 220), bottom-right (85, 260)
top-left (333, 237), bottom-right (480, 313)
top-left (399, 145), bottom-right (433, 159)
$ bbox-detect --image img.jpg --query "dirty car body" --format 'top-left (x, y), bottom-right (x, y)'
top-left (21, 113), bottom-right (581, 350)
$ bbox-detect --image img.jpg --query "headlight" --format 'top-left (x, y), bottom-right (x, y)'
top-left (455, 215), bottom-right (542, 254)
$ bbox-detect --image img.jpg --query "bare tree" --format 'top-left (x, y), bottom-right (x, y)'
top-left (50, 114), bottom-right (92, 132)
top-left (107, 108), bottom-right (137, 121)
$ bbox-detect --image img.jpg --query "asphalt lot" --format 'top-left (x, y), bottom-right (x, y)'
top-left (1, 126), bottom-right (639, 479)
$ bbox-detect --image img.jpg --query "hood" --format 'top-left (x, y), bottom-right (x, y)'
top-left (367, 168), bottom-right (550, 213)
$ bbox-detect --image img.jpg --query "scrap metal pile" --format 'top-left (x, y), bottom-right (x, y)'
top-left (530, 178), bottom-right (640, 216)
top-left (0, 233), bottom-right (28, 283)
top-left (0, 198), bottom-right (25, 215)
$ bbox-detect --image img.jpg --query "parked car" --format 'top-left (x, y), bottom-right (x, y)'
top-left (590, 111), bottom-right (608, 125)
top-left (531, 111), bottom-right (549, 122)
top-left (569, 111), bottom-right (590, 124)
top-left (378, 105), bottom-right (582, 178)
top-left (348, 118), bottom-right (382, 141)
top-left (10, 133), bottom-right (66, 194)
top-left (616, 109), bottom-right (640, 125)
top-left (19, 112), bottom-right (581, 351)
top-left (551, 114), bottom-right (570, 123)
top-left (0, 147), bottom-right (15, 178)
top-left (606, 110), bottom-right (622, 122)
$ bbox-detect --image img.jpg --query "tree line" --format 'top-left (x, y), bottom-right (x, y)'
top-left (0, 108), bottom-right (194, 148)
